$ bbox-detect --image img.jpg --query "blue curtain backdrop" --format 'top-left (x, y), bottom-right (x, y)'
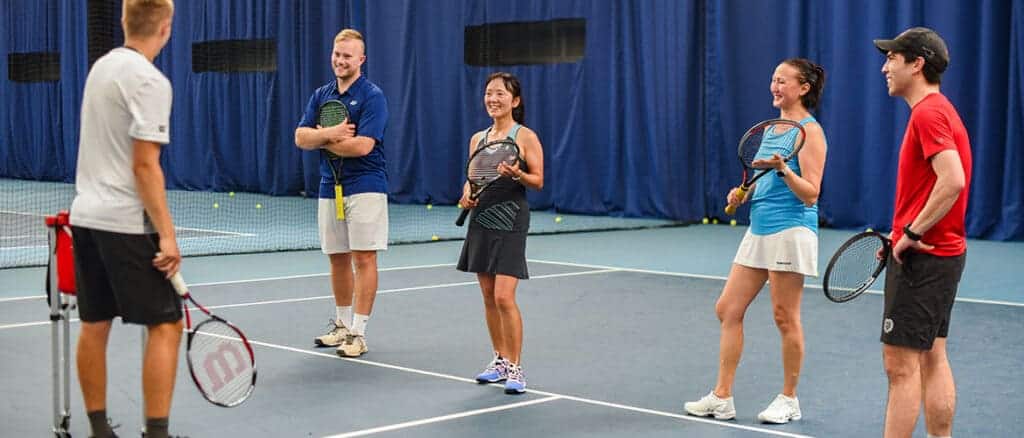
top-left (1, 0), bottom-right (1021, 240)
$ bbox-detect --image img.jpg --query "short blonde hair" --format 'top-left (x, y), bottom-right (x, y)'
top-left (122, 0), bottom-right (174, 39)
top-left (334, 29), bottom-right (364, 45)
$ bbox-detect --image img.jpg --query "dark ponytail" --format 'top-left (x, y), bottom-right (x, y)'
top-left (486, 72), bottom-right (525, 124)
top-left (784, 58), bottom-right (826, 111)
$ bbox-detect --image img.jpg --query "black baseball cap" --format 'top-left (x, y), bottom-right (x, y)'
top-left (874, 27), bottom-right (949, 73)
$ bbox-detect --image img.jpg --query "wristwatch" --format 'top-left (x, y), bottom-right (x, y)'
top-left (903, 224), bottom-right (923, 241)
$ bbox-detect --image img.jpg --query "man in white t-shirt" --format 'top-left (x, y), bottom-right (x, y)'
top-left (68, 1), bottom-right (182, 437)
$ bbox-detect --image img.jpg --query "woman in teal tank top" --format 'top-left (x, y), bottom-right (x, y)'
top-left (684, 59), bottom-right (828, 424)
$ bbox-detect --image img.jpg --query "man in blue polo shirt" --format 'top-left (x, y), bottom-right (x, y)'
top-left (295, 28), bottom-right (389, 358)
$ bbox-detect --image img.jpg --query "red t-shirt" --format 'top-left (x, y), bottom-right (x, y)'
top-left (891, 93), bottom-right (972, 256)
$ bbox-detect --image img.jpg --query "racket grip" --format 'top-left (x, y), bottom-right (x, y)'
top-left (169, 272), bottom-right (188, 296)
top-left (455, 208), bottom-right (471, 226)
top-left (724, 186), bottom-right (749, 216)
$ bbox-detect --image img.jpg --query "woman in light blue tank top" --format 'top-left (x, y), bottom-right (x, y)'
top-left (684, 59), bottom-right (828, 424)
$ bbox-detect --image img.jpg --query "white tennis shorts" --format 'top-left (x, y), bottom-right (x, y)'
top-left (733, 226), bottom-right (818, 277)
top-left (318, 192), bottom-right (389, 253)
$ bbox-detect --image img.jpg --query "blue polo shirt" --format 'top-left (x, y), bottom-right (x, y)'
top-left (298, 76), bottom-right (389, 198)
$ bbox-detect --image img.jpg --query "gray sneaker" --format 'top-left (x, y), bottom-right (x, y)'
top-left (757, 394), bottom-right (801, 424)
top-left (336, 334), bottom-right (368, 357)
top-left (684, 391), bottom-right (736, 420)
top-left (314, 320), bottom-right (351, 347)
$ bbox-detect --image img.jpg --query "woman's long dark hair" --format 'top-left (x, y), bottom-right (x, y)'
top-left (783, 58), bottom-right (826, 111)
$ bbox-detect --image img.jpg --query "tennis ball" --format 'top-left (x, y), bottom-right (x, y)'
top-left (255, 203), bottom-right (263, 209)
top-left (457, 203), bottom-right (463, 209)
top-left (866, 228), bottom-right (873, 232)
top-left (213, 203), bottom-right (219, 209)
top-left (431, 235), bottom-right (440, 241)
top-left (730, 219), bottom-right (737, 226)
top-left (702, 217), bottom-right (709, 224)
top-left (228, 191), bottom-right (235, 197)
top-left (426, 204), bottom-right (433, 210)
top-left (712, 218), bottom-right (719, 225)
top-left (555, 216), bottom-right (563, 223)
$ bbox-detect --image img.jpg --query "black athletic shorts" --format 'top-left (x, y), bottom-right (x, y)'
top-left (880, 250), bottom-right (966, 350)
top-left (72, 226), bottom-right (182, 325)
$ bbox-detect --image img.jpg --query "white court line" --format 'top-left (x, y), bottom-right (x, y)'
top-left (246, 339), bottom-right (813, 438)
top-left (0, 263), bottom-right (460, 302)
top-left (3, 259), bottom-right (1022, 307)
top-left (323, 396), bottom-right (563, 438)
top-left (528, 258), bottom-right (1024, 307)
top-left (176, 226), bottom-right (257, 237)
top-left (0, 209), bottom-right (47, 217)
top-left (0, 235), bottom-right (36, 240)
top-left (0, 268), bottom-right (618, 330)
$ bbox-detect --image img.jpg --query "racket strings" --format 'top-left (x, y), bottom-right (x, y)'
top-left (318, 103), bottom-right (347, 126)
top-left (467, 144), bottom-right (518, 183)
top-left (827, 236), bottom-right (886, 299)
top-left (739, 130), bottom-right (766, 167)
top-left (188, 320), bottom-right (255, 405)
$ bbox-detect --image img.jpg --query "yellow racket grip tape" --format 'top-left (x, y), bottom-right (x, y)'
top-left (334, 184), bottom-right (346, 220)
top-left (724, 186), bottom-right (748, 216)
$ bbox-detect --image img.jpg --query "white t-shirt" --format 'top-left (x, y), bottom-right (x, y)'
top-left (70, 47), bottom-right (172, 234)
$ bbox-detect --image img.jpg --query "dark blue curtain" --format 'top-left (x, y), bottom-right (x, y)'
top-left (2, 0), bottom-right (1022, 239)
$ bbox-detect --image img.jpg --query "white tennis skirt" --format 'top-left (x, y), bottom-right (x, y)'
top-left (733, 226), bottom-right (818, 277)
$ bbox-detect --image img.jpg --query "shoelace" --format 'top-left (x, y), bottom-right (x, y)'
top-left (507, 365), bottom-right (524, 382)
top-left (325, 319), bottom-right (346, 334)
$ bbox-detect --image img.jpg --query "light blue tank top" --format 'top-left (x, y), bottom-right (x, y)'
top-left (749, 116), bottom-right (822, 235)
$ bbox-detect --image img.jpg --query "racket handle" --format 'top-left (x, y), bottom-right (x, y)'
top-left (169, 272), bottom-right (188, 296)
top-left (724, 186), bottom-right (749, 216)
top-left (455, 208), bottom-right (471, 226)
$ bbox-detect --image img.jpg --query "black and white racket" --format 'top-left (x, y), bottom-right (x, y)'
top-left (724, 119), bottom-right (807, 215)
top-left (318, 99), bottom-right (349, 219)
top-left (822, 231), bottom-right (891, 303)
top-left (169, 272), bottom-right (256, 407)
top-left (455, 139), bottom-right (521, 226)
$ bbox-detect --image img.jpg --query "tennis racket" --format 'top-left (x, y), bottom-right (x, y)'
top-left (169, 272), bottom-right (257, 407)
top-left (455, 139), bottom-right (521, 226)
top-left (821, 231), bottom-right (891, 303)
top-left (724, 119), bottom-right (807, 215)
top-left (318, 99), bottom-right (350, 219)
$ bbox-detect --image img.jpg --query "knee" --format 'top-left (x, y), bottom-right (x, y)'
top-left (351, 253), bottom-right (377, 271)
top-left (493, 291), bottom-right (517, 312)
top-left (883, 358), bottom-right (917, 383)
top-left (772, 306), bottom-right (801, 334)
top-left (715, 301), bottom-right (742, 325)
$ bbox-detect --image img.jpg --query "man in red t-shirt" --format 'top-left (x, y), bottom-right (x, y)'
top-left (875, 27), bottom-right (971, 438)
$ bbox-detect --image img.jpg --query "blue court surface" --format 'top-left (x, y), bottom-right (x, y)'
top-left (2, 225), bottom-right (1022, 437)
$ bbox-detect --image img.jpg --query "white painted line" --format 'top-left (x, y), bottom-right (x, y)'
top-left (175, 226), bottom-right (257, 237)
top-left (528, 259), bottom-right (1024, 307)
top-left (245, 339), bottom-right (813, 438)
top-left (0, 269), bottom-right (617, 328)
top-left (0, 295), bottom-right (46, 303)
top-left (322, 396), bottom-right (562, 438)
top-left (0, 210), bottom-right (48, 217)
top-left (0, 263), bottom-right (460, 302)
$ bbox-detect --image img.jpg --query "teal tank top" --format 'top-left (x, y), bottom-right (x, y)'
top-left (749, 116), bottom-right (822, 235)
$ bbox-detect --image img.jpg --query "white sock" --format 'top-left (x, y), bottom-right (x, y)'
top-left (336, 306), bottom-right (353, 327)
top-left (351, 313), bottom-right (369, 336)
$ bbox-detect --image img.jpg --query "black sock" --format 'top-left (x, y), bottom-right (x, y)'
top-left (144, 417), bottom-right (169, 438)
top-left (87, 410), bottom-right (114, 438)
